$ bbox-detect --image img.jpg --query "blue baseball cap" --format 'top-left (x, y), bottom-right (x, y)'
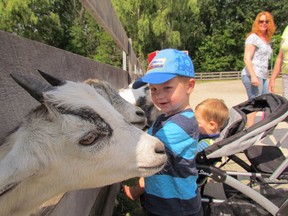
top-left (132, 48), bottom-right (195, 89)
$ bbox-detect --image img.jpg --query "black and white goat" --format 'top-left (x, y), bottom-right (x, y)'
top-left (0, 71), bottom-right (167, 216)
top-left (119, 83), bottom-right (162, 128)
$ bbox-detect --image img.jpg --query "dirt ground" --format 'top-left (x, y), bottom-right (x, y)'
top-left (190, 78), bottom-right (283, 109)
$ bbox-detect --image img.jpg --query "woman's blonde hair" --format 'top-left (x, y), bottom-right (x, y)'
top-left (246, 11), bottom-right (276, 42)
top-left (195, 98), bottom-right (229, 129)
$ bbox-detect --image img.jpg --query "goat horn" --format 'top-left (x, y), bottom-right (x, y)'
top-left (10, 73), bottom-right (54, 103)
top-left (37, 69), bottom-right (65, 86)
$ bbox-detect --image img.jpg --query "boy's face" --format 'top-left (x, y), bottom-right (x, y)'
top-left (149, 77), bottom-right (194, 116)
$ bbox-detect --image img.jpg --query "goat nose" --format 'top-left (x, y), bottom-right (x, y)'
top-left (155, 141), bottom-right (166, 154)
top-left (136, 110), bottom-right (145, 117)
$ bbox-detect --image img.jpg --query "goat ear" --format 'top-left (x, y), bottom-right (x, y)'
top-left (37, 69), bottom-right (66, 86)
top-left (10, 73), bottom-right (54, 103)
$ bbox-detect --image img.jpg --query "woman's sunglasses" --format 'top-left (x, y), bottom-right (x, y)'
top-left (259, 20), bottom-right (269, 24)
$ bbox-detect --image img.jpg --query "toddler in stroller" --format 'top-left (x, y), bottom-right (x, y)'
top-left (197, 93), bottom-right (288, 216)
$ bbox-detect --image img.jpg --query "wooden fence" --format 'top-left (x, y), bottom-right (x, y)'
top-left (195, 71), bottom-right (281, 81)
top-left (195, 71), bottom-right (241, 80)
top-left (80, 0), bottom-right (143, 78)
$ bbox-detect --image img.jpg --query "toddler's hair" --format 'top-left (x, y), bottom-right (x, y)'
top-left (195, 98), bottom-right (229, 129)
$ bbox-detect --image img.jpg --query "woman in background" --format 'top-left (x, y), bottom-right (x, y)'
top-left (241, 11), bottom-right (276, 127)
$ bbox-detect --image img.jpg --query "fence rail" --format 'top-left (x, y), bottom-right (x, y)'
top-left (195, 71), bottom-right (241, 80)
top-left (195, 71), bottom-right (280, 80)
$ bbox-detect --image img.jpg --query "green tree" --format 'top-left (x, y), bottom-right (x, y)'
top-left (112, 0), bottom-right (201, 69)
top-left (67, 6), bottom-right (121, 67)
top-left (0, 0), bottom-right (121, 67)
top-left (195, 0), bottom-right (287, 71)
top-left (0, 0), bottom-right (64, 47)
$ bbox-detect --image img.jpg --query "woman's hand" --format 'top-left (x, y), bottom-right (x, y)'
top-left (251, 75), bottom-right (259, 86)
top-left (269, 78), bottom-right (276, 93)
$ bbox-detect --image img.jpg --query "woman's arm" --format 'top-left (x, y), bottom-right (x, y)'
top-left (269, 42), bottom-right (284, 93)
top-left (243, 44), bottom-right (259, 86)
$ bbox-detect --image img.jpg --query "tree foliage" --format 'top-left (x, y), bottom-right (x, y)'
top-left (0, 0), bottom-right (287, 72)
top-left (0, 0), bottom-right (121, 67)
top-left (0, 0), bottom-right (64, 46)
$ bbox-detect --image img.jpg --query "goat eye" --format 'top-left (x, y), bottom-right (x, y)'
top-left (79, 132), bottom-right (100, 145)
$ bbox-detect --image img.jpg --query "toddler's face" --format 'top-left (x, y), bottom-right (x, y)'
top-left (195, 109), bottom-right (211, 135)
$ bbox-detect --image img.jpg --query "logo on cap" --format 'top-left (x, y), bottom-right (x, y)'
top-left (147, 58), bottom-right (166, 72)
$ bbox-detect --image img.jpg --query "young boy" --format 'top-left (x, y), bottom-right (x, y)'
top-left (122, 99), bottom-right (229, 205)
top-left (126, 48), bottom-right (203, 216)
top-left (195, 98), bottom-right (229, 152)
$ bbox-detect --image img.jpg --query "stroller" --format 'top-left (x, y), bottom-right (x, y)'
top-left (196, 93), bottom-right (288, 216)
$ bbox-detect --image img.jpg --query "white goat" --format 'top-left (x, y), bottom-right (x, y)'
top-left (84, 78), bottom-right (148, 129)
top-left (0, 71), bottom-right (167, 216)
top-left (119, 83), bottom-right (162, 128)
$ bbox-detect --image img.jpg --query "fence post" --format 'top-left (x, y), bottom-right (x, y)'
top-left (128, 38), bottom-right (133, 76)
top-left (122, 51), bottom-right (127, 71)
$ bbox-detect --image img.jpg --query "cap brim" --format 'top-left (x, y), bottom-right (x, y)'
top-left (132, 73), bottom-right (177, 89)
top-left (132, 80), bottom-right (147, 89)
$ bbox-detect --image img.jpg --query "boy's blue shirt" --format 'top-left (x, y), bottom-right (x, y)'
top-left (144, 108), bottom-right (202, 216)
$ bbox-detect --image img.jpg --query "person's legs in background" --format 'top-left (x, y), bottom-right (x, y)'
top-left (242, 75), bottom-right (257, 99)
top-left (242, 75), bottom-right (259, 127)
top-left (282, 74), bottom-right (288, 99)
top-left (259, 78), bottom-right (269, 120)
top-left (261, 77), bottom-right (269, 94)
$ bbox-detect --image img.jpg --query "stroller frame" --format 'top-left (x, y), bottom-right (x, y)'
top-left (197, 93), bottom-right (288, 216)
